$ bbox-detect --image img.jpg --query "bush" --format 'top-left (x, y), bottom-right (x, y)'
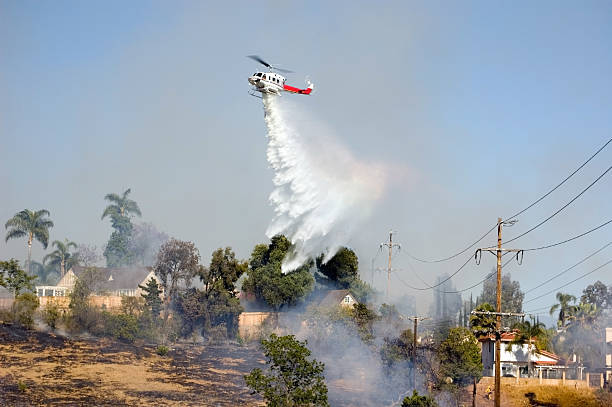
top-left (42, 303), bottom-right (61, 329)
top-left (156, 345), bottom-right (169, 356)
top-left (12, 292), bottom-right (39, 329)
top-left (402, 390), bottom-right (438, 407)
top-left (102, 312), bottom-right (139, 343)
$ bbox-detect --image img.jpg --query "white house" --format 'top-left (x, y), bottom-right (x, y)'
top-left (479, 332), bottom-right (562, 378)
top-left (35, 265), bottom-right (162, 298)
top-left (606, 327), bottom-right (612, 368)
top-left (318, 289), bottom-right (358, 309)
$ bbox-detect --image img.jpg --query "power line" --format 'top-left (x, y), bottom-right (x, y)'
top-left (504, 137), bottom-right (612, 220)
top-left (436, 255), bottom-right (514, 294)
top-left (405, 137), bottom-right (612, 264)
top-left (523, 258), bottom-right (612, 304)
top-left (397, 254), bottom-right (475, 291)
top-left (523, 241), bottom-right (612, 295)
top-left (505, 165), bottom-right (612, 245)
top-left (522, 218), bottom-right (612, 251)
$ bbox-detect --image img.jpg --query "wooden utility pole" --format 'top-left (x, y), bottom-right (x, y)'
top-left (380, 230), bottom-right (401, 302)
top-left (407, 316), bottom-right (429, 390)
top-left (477, 218), bottom-right (522, 407)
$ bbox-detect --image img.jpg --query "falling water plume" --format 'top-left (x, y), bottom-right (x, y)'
top-left (262, 94), bottom-right (386, 273)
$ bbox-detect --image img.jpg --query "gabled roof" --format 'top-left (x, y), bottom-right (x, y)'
top-left (318, 289), bottom-right (355, 307)
top-left (70, 265), bottom-right (154, 291)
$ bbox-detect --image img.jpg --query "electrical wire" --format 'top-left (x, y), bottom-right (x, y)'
top-left (395, 254), bottom-right (475, 291)
top-left (435, 255), bottom-right (514, 294)
top-left (405, 137), bottom-right (612, 264)
top-left (522, 219), bottom-right (612, 251)
top-left (523, 258), bottom-right (612, 304)
top-left (523, 241), bottom-right (612, 295)
top-left (505, 165), bottom-right (612, 245)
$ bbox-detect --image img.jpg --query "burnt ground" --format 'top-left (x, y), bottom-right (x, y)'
top-left (0, 323), bottom-right (265, 406)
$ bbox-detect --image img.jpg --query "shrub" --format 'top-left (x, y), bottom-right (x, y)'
top-left (156, 345), bottom-right (169, 356)
top-left (102, 312), bottom-right (139, 343)
top-left (12, 292), bottom-right (39, 329)
top-left (17, 380), bottom-right (27, 393)
top-left (42, 303), bottom-right (61, 329)
top-left (402, 390), bottom-right (438, 407)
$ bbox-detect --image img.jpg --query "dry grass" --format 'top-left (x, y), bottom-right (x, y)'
top-left (503, 383), bottom-right (607, 407)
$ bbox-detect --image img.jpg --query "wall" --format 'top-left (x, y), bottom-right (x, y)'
top-left (238, 311), bottom-right (277, 340)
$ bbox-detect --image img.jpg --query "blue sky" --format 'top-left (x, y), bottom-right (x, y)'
top-left (1, 1), bottom-right (611, 318)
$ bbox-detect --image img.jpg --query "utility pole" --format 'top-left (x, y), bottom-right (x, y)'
top-left (380, 230), bottom-right (401, 302)
top-left (476, 217), bottom-right (522, 407)
top-left (407, 316), bottom-right (429, 390)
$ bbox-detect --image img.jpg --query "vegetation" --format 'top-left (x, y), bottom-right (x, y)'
top-left (245, 334), bottom-right (328, 407)
top-left (402, 390), bottom-right (438, 407)
top-left (0, 259), bottom-right (36, 295)
top-left (101, 188), bottom-right (141, 267)
top-left (242, 235), bottom-right (314, 310)
top-left (506, 319), bottom-right (546, 376)
top-left (437, 327), bottom-right (482, 387)
top-left (139, 278), bottom-right (163, 318)
top-left (156, 345), bottom-right (169, 356)
top-left (549, 292), bottom-right (577, 330)
top-left (478, 272), bottom-right (524, 326)
top-left (43, 239), bottom-right (77, 277)
top-left (316, 247), bottom-right (374, 302)
top-left (469, 302), bottom-right (496, 337)
top-left (4, 209), bottom-right (54, 274)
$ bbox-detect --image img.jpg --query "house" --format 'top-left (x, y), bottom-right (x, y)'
top-left (479, 332), bottom-right (563, 378)
top-left (35, 265), bottom-right (162, 298)
top-left (317, 289), bottom-right (358, 308)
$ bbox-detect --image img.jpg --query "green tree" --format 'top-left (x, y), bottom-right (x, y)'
top-left (549, 292), bottom-right (577, 330)
top-left (43, 239), bottom-right (77, 277)
top-left (507, 320), bottom-right (546, 376)
top-left (478, 272), bottom-right (524, 315)
top-left (153, 239), bottom-right (200, 331)
top-left (101, 188), bottom-right (141, 267)
top-left (402, 390), bottom-right (439, 407)
top-left (67, 267), bottom-right (106, 332)
top-left (581, 281), bottom-right (611, 309)
top-left (5, 209), bottom-right (54, 274)
top-left (438, 327), bottom-right (483, 387)
top-left (245, 334), bottom-right (328, 407)
top-left (176, 247), bottom-right (246, 338)
top-left (381, 328), bottom-right (414, 367)
top-left (242, 235), bottom-right (314, 310)
top-left (469, 302), bottom-right (496, 337)
top-left (316, 247), bottom-right (358, 286)
top-left (140, 278), bottom-right (163, 318)
top-left (0, 259), bottom-right (36, 295)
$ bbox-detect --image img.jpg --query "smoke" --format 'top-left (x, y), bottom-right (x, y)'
top-left (262, 94), bottom-right (387, 272)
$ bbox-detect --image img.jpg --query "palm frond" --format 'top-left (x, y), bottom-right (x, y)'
top-left (104, 193), bottom-right (122, 203)
top-left (34, 209), bottom-right (51, 218)
top-left (101, 205), bottom-right (120, 220)
top-left (34, 229), bottom-right (50, 249)
top-left (122, 188), bottom-right (132, 199)
top-left (5, 229), bottom-right (26, 242)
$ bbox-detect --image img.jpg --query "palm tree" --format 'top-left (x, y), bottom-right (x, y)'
top-left (29, 261), bottom-right (60, 285)
top-left (5, 209), bottom-right (54, 274)
top-left (549, 292), bottom-right (577, 330)
top-left (571, 303), bottom-right (601, 329)
top-left (43, 239), bottom-right (77, 278)
top-left (508, 320), bottom-right (546, 377)
top-left (101, 188), bottom-right (142, 220)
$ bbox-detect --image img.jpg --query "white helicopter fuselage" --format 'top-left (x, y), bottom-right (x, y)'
top-left (248, 71), bottom-right (286, 95)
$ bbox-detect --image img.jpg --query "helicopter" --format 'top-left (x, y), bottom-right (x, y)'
top-left (247, 55), bottom-right (313, 97)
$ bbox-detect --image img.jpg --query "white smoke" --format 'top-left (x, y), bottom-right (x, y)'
top-left (262, 94), bottom-right (387, 272)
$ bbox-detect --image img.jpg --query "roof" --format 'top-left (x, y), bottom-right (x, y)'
top-left (70, 265), bottom-right (154, 291)
top-left (318, 289), bottom-right (355, 308)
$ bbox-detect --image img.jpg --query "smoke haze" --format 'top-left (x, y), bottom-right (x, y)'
top-left (262, 94), bottom-right (386, 272)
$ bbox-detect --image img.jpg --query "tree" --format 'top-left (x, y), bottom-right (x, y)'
top-left (101, 188), bottom-right (141, 267)
top-left (469, 302), bottom-right (496, 337)
top-left (139, 278), bottom-right (163, 318)
top-left (478, 272), bottom-right (524, 314)
top-left (581, 281), bottom-right (611, 309)
top-left (5, 209), bottom-right (54, 274)
top-left (153, 239), bottom-right (200, 324)
top-left (242, 235), bottom-right (314, 310)
top-left (316, 247), bottom-right (358, 286)
top-left (0, 259), bottom-right (36, 295)
top-left (73, 244), bottom-right (102, 267)
top-left (43, 239), bottom-right (77, 277)
top-left (176, 247), bottom-right (246, 338)
top-left (549, 292), bottom-right (577, 330)
top-left (68, 267), bottom-right (106, 332)
top-left (245, 334), bottom-right (328, 407)
top-left (438, 327), bottom-right (483, 387)
top-left (402, 391), bottom-right (439, 407)
top-left (381, 328), bottom-right (414, 367)
top-left (29, 261), bottom-right (59, 285)
top-left (507, 320), bottom-right (546, 377)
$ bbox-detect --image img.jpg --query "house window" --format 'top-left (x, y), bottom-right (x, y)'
top-left (38, 289), bottom-right (44, 297)
top-left (344, 296), bottom-right (351, 303)
top-left (45, 289), bottom-right (54, 297)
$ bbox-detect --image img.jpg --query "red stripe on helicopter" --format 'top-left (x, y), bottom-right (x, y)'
top-left (283, 84), bottom-right (312, 95)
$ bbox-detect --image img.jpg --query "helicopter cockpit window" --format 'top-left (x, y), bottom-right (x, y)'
top-left (263, 74), bottom-right (266, 80)
top-left (256, 73), bottom-right (262, 77)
